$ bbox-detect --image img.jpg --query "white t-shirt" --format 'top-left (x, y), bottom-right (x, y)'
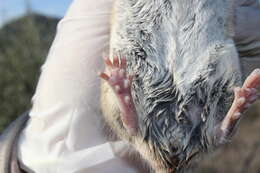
top-left (18, 0), bottom-right (139, 172)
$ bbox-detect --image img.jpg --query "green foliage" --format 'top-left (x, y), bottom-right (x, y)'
top-left (0, 14), bottom-right (59, 132)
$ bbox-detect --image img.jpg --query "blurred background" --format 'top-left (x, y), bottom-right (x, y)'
top-left (0, 0), bottom-right (72, 131)
top-left (0, 0), bottom-right (259, 172)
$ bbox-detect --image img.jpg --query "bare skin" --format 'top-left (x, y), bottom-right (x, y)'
top-left (220, 68), bottom-right (260, 140)
top-left (99, 56), bottom-right (138, 135)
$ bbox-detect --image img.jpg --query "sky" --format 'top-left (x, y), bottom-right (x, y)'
top-left (0, 0), bottom-right (73, 26)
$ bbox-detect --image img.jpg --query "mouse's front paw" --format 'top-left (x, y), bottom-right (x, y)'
top-left (99, 56), bottom-right (138, 135)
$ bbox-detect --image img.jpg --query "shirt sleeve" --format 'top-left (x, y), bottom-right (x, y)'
top-left (17, 0), bottom-right (139, 172)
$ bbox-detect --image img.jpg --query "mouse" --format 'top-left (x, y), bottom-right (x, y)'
top-left (99, 0), bottom-right (260, 172)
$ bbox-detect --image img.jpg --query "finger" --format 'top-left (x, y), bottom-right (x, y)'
top-left (104, 57), bottom-right (113, 68)
top-left (243, 68), bottom-right (260, 89)
top-left (120, 56), bottom-right (127, 68)
top-left (98, 72), bottom-right (110, 81)
top-left (113, 56), bottom-right (120, 67)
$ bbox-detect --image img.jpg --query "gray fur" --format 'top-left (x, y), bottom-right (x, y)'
top-left (108, 0), bottom-right (242, 171)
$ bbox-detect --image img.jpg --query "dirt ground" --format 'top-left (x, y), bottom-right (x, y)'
top-left (195, 101), bottom-right (260, 173)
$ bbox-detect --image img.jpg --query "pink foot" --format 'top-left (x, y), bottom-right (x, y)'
top-left (220, 68), bottom-right (260, 139)
top-left (99, 56), bottom-right (138, 135)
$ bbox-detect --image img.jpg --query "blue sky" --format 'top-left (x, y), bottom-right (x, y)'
top-left (0, 0), bottom-right (73, 26)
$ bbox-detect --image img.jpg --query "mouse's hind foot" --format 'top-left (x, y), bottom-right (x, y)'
top-left (219, 68), bottom-right (260, 142)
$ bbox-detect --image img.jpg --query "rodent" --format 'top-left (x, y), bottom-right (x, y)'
top-left (100, 0), bottom-right (246, 172)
